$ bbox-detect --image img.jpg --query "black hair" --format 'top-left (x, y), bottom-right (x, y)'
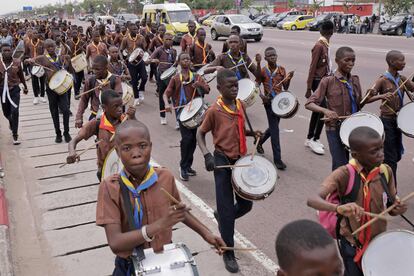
top-left (101, 89), bottom-right (121, 106)
top-left (336, 46), bottom-right (354, 59)
top-left (92, 55), bottom-right (108, 66)
top-left (196, 28), bottom-right (206, 35)
top-left (188, 20), bottom-right (195, 25)
top-left (178, 52), bottom-right (190, 61)
top-left (44, 39), bottom-right (55, 47)
top-left (320, 20), bottom-right (334, 35)
top-left (217, 68), bottom-right (237, 85)
top-left (114, 120), bottom-right (150, 143)
top-left (231, 26), bottom-right (240, 32)
top-left (275, 219), bottom-right (334, 270)
top-left (265, 47), bottom-right (276, 54)
top-left (349, 126), bottom-right (381, 151)
top-left (386, 50), bottom-right (404, 66)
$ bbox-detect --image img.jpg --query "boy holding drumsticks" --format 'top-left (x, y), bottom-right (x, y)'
top-left (307, 126), bottom-right (407, 276)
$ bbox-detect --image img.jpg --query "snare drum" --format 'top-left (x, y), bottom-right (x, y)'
top-left (48, 70), bottom-right (74, 95)
top-left (362, 230), bottom-right (414, 276)
top-left (133, 243), bottom-right (199, 276)
top-left (231, 155), bottom-right (277, 201)
top-left (101, 148), bottom-right (123, 180)
top-left (160, 66), bottom-right (177, 81)
top-left (71, 53), bottom-right (88, 73)
top-left (237, 79), bottom-right (259, 107)
top-left (121, 82), bottom-right (134, 107)
top-left (179, 98), bottom-right (208, 129)
top-left (198, 64), bottom-right (217, 83)
top-left (128, 48), bottom-right (144, 64)
top-left (397, 102), bottom-right (414, 138)
top-left (271, 91), bottom-right (299, 119)
top-left (339, 111), bottom-right (384, 148)
top-left (31, 66), bottom-right (45, 78)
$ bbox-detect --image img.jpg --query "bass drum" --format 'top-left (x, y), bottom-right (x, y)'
top-left (48, 70), bottom-right (73, 95)
top-left (362, 230), bottom-right (414, 276)
top-left (101, 148), bottom-right (123, 180)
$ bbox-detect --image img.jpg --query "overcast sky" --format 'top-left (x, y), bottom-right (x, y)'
top-left (1, 0), bottom-right (73, 15)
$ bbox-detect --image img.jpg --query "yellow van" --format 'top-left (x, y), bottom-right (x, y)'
top-left (143, 3), bottom-right (198, 44)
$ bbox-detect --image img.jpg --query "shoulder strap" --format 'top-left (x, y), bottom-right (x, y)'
top-left (95, 117), bottom-right (101, 135)
top-left (89, 75), bottom-right (96, 91)
top-left (109, 74), bottom-right (116, 90)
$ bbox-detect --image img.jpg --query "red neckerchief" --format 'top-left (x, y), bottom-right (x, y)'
top-left (349, 160), bottom-right (381, 266)
top-left (99, 113), bottom-right (125, 134)
top-left (216, 96), bottom-right (247, 155)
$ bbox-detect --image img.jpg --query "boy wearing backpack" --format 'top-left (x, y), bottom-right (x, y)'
top-left (307, 126), bottom-right (407, 276)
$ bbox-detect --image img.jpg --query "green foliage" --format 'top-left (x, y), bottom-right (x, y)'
top-left (288, 0), bottom-right (295, 9)
top-left (383, 0), bottom-right (413, 16)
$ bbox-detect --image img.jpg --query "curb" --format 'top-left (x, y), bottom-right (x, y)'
top-left (0, 179), bottom-right (13, 276)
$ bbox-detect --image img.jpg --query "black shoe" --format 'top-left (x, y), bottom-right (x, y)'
top-left (223, 252), bottom-right (239, 273)
top-left (64, 133), bottom-right (72, 143)
top-left (275, 160), bottom-right (287, 170)
top-left (179, 167), bottom-right (189, 181)
top-left (69, 111), bottom-right (73, 117)
top-left (12, 135), bottom-right (20, 145)
top-left (256, 142), bottom-right (264, 154)
top-left (55, 135), bottom-right (63, 143)
top-left (187, 168), bottom-right (197, 176)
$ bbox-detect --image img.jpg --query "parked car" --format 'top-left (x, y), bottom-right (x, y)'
top-left (255, 14), bottom-right (270, 26)
top-left (277, 15), bottom-right (297, 29)
top-left (307, 13), bottom-right (336, 31)
top-left (78, 14), bottom-right (87, 21)
top-left (202, 15), bottom-right (218, 27)
top-left (380, 14), bottom-right (410, 36)
top-left (349, 16), bottom-right (369, 34)
top-left (211, 14), bottom-right (263, 41)
top-left (262, 14), bottom-right (280, 27)
top-left (86, 14), bottom-right (95, 22)
top-left (97, 15), bottom-right (116, 25)
top-left (283, 15), bottom-right (314, 30)
top-left (116, 13), bottom-right (140, 25)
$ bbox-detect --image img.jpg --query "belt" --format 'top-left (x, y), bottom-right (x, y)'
top-left (381, 115), bottom-right (397, 120)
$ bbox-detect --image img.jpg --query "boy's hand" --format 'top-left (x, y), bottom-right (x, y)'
top-left (66, 150), bottom-right (78, 164)
top-left (305, 88), bottom-right (312, 99)
top-left (159, 203), bottom-right (187, 228)
top-left (203, 232), bottom-right (226, 255)
top-left (323, 110), bottom-right (339, 121)
top-left (381, 92), bottom-right (394, 102)
top-left (23, 87), bottom-right (28, 95)
top-left (255, 53), bottom-right (261, 64)
top-left (126, 106), bottom-right (136, 119)
top-left (254, 130), bottom-right (263, 139)
top-left (204, 153), bottom-right (215, 171)
top-left (336, 203), bottom-right (364, 219)
top-left (75, 119), bottom-right (83, 128)
top-left (164, 105), bottom-right (172, 113)
top-left (287, 71), bottom-right (294, 79)
top-left (390, 199), bottom-right (407, 216)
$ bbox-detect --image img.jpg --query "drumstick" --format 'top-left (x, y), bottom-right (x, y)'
top-left (352, 192), bottom-right (414, 236)
top-left (360, 84), bottom-right (376, 105)
top-left (187, 88), bottom-right (197, 112)
top-left (59, 140), bottom-right (102, 168)
top-left (215, 164), bottom-right (252, 169)
top-left (272, 69), bottom-right (295, 90)
top-left (250, 138), bottom-right (260, 161)
top-left (33, 62), bottom-right (55, 72)
top-left (363, 211), bottom-right (389, 221)
top-left (320, 114), bottom-right (366, 121)
top-left (218, 246), bottom-right (257, 252)
top-left (381, 71), bottom-right (414, 106)
top-left (160, 105), bottom-right (186, 113)
top-left (229, 62), bottom-right (247, 70)
top-left (160, 188), bottom-right (191, 212)
top-left (159, 61), bottom-right (174, 65)
top-left (75, 80), bottom-right (109, 99)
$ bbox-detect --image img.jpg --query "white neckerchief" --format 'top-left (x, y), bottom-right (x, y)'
top-left (319, 36), bottom-right (332, 74)
top-left (96, 72), bottom-right (113, 107)
top-left (1, 59), bottom-right (17, 108)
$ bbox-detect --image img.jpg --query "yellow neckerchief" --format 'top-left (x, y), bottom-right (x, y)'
top-left (157, 35), bottom-right (163, 44)
top-left (96, 71), bottom-right (112, 87)
top-left (92, 41), bottom-right (101, 54)
top-left (187, 32), bottom-right (196, 42)
top-left (99, 112), bottom-right (125, 133)
top-left (31, 39), bottom-right (40, 58)
top-left (73, 37), bottom-right (80, 54)
top-left (179, 70), bottom-right (194, 85)
top-left (195, 39), bottom-right (208, 64)
top-left (128, 33), bottom-right (138, 50)
top-left (319, 36), bottom-right (329, 47)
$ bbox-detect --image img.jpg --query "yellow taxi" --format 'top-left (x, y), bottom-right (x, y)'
top-left (203, 15), bottom-right (218, 27)
top-left (283, 15), bottom-right (314, 30)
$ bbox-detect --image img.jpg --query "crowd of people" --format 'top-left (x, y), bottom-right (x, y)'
top-left (0, 15), bottom-right (412, 276)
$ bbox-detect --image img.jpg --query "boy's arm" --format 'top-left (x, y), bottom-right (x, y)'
top-left (196, 128), bottom-right (215, 172)
top-left (305, 78), bottom-right (338, 120)
top-left (386, 167), bottom-right (408, 216)
top-left (66, 121), bottom-right (96, 163)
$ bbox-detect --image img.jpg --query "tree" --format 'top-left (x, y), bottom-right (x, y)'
top-left (288, 0), bottom-right (295, 9)
top-left (383, 0), bottom-right (413, 16)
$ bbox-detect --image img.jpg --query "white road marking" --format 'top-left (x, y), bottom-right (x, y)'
top-left (151, 159), bottom-right (280, 274)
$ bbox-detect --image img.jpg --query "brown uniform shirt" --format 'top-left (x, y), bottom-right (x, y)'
top-left (34, 54), bottom-right (72, 82)
top-left (76, 117), bottom-right (115, 168)
top-left (86, 42), bottom-right (108, 62)
top-left (307, 40), bottom-right (330, 90)
top-left (165, 72), bottom-right (210, 106)
top-left (113, 32), bottom-right (127, 47)
top-left (257, 65), bottom-right (289, 96)
top-left (320, 161), bottom-right (396, 245)
top-left (76, 73), bottom-right (123, 121)
top-left (96, 167), bottom-right (180, 258)
top-left (306, 71), bottom-right (362, 129)
top-left (108, 60), bottom-right (129, 77)
top-left (370, 74), bottom-right (414, 117)
top-left (210, 52), bottom-right (254, 80)
top-left (151, 46), bottom-right (177, 74)
top-left (121, 34), bottom-right (146, 55)
top-left (199, 101), bottom-right (246, 159)
top-left (149, 36), bottom-right (163, 53)
top-left (190, 41), bottom-right (215, 71)
top-left (180, 33), bottom-right (196, 52)
top-left (66, 38), bottom-right (86, 58)
top-left (24, 39), bottom-right (44, 58)
top-left (0, 59), bottom-right (23, 88)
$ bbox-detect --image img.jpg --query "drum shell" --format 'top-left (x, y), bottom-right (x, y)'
top-left (101, 148), bottom-right (123, 180)
top-left (237, 79), bottom-right (259, 108)
top-left (160, 67), bottom-right (177, 81)
top-left (71, 53), bottom-right (88, 73)
top-left (271, 92), bottom-right (299, 119)
top-left (179, 100), bottom-right (208, 129)
top-left (397, 102), bottom-right (414, 138)
top-left (121, 82), bottom-right (134, 106)
top-left (49, 70), bottom-right (74, 95)
top-left (31, 66), bottom-right (45, 78)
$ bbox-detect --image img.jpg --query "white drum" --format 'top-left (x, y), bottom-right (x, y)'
top-left (237, 78), bottom-right (258, 107)
top-left (121, 82), bottom-right (134, 107)
top-left (31, 66), bottom-right (45, 78)
top-left (128, 47), bottom-right (144, 64)
top-left (101, 148), bottom-right (123, 180)
top-left (198, 64), bottom-right (216, 83)
top-left (340, 111), bottom-right (384, 148)
top-left (231, 155), bottom-right (277, 201)
top-left (48, 70), bottom-right (74, 95)
top-left (271, 91), bottom-right (299, 118)
top-left (71, 53), bottom-right (88, 73)
top-left (179, 98), bottom-right (208, 129)
top-left (133, 243), bottom-right (199, 276)
top-left (362, 230), bottom-right (414, 276)
top-left (397, 102), bottom-right (414, 138)
top-left (160, 66), bottom-right (177, 81)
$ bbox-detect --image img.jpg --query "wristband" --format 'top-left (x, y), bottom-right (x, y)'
top-left (141, 225), bottom-right (153, 242)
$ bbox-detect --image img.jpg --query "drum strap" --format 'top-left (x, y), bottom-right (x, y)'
top-left (226, 51), bottom-right (244, 80)
top-left (384, 71), bottom-right (404, 107)
top-left (339, 77), bottom-right (358, 114)
top-left (264, 66), bottom-right (279, 98)
top-left (0, 60), bottom-right (18, 108)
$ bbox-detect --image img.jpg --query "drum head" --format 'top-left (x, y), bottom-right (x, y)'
top-left (160, 66), bottom-right (177, 80)
top-left (362, 230), bottom-right (414, 276)
top-left (102, 148), bottom-right (123, 179)
top-left (179, 98), bottom-right (203, 122)
top-left (121, 82), bottom-right (134, 106)
top-left (397, 102), bottom-right (414, 137)
top-left (271, 91), bottom-right (297, 117)
top-left (340, 111), bottom-right (384, 148)
top-left (237, 79), bottom-right (255, 101)
top-left (128, 48), bottom-right (143, 63)
top-left (232, 155), bottom-right (277, 200)
top-left (142, 52), bottom-right (150, 62)
top-left (49, 70), bottom-right (69, 90)
top-left (198, 64), bottom-right (216, 83)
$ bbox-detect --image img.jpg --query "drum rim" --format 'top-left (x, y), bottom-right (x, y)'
top-left (397, 102), bottom-right (414, 137)
top-left (102, 148), bottom-right (122, 180)
top-left (271, 92), bottom-right (298, 116)
top-left (128, 47), bottom-right (144, 63)
top-left (160, 66), bottom-right (177, 80)
top-left (179, 98), bottom-right (204, 121)
top-left (49, 70), bottom-right (73, 90)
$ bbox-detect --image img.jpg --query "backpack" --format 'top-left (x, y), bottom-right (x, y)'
top-left (319, 163), bottom-right (390, 238)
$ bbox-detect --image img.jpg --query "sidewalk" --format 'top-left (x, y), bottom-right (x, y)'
top-left (0, 85), bottom-right (276, 275)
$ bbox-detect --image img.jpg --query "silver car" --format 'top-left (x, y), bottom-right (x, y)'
top-left (211, 14), bottom-right (264, 42)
